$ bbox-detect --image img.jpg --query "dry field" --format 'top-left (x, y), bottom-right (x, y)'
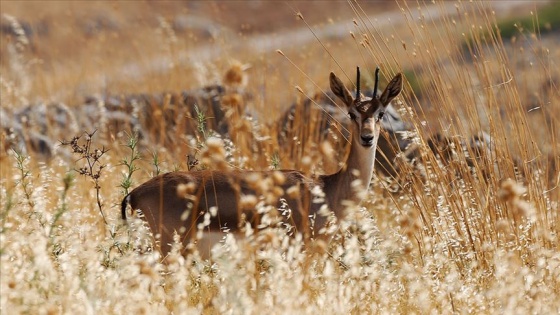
top-left (1, 1), bottom-right (559, 314)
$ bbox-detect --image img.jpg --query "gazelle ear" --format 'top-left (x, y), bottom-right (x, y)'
top-left (330, 72), bottom-right (354, 107)
top-left (379, 73), bottom-right (403, 106)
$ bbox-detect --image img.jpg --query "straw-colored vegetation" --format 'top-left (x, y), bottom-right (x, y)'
top-left (1, 1), bottom-right (558, 314)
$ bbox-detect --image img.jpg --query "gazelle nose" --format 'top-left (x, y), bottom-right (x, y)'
top-left (361, 134), bottom-right (374, 145)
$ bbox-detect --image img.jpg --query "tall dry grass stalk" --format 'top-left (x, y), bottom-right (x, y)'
top-left (351, 0), bottom-right (559, 311)
top-left (1, 1), bottom-right (559, 314)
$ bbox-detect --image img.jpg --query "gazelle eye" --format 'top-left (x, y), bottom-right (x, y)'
top-left (377, 111), bottom-right (385, 121)
top-left (348, 112), bottom-right (357, 121)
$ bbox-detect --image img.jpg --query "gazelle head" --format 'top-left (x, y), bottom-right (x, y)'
top-left (330, 67), bottom-right (403, 147)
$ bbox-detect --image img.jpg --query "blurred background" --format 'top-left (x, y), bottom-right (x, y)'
top-left (1, 1), bottom-right (550, 117)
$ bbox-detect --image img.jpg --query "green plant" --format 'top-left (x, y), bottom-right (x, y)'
top-left (48, 171), bottom-right (75, 257)
top-left (119, 134), bottom-right (141, 196)
top-left (151, 151), bottom-right (161, 176)
top-left (270, 152), bottom-right (280, 170)
top-left (12, 150), bottom-right (44, 227)
top-left (194, 104), bottom-right (210, 144)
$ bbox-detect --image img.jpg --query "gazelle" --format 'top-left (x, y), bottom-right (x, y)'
top-left (121, 68), bottom-right (403, 257)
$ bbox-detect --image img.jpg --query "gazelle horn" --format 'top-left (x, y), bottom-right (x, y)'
top-left (356, 66), bottom-right (361, 100)
top-left (373, 67), bottom-right (380, 99)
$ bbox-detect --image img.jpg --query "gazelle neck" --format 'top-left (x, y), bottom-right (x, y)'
top-left (319, 132), bottom-right (377, 218)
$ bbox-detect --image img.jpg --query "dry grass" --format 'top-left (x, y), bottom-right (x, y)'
top-left (1, 1), bottom-right (559, 314)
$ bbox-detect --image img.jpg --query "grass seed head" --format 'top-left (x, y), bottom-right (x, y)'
top-left (177, 182), bottom-right (197, 198)
top-left (272, 171), bottom-right (286, 185)
top-left (222, 93), bottom-right (244, 109)
top-left (286, 185), bottom-right (300, 199)
top-left (223, 61), bottom-right (249, 87)
top-left (240, 194), bottom-right (258, 210)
